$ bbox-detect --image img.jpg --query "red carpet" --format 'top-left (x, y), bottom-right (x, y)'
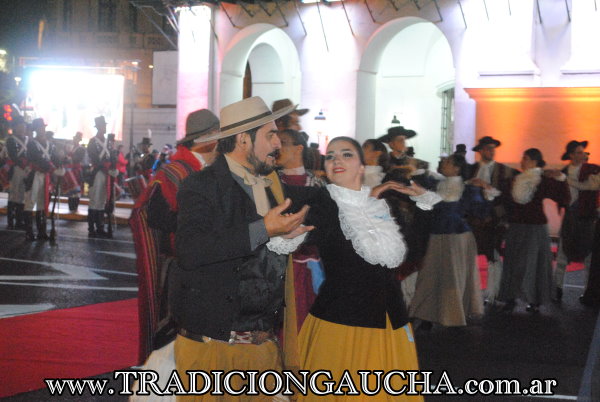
top-left (0, 298), bottom-right (138, 398)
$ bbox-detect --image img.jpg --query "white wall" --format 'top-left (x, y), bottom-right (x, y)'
top-left (218, 23), bottom-right (302, 109)
top-left (371, 22), bottom-right (454, 165)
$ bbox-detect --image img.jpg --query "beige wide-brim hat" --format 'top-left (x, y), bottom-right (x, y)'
top-left (196, 96), bottom-right (296, 143)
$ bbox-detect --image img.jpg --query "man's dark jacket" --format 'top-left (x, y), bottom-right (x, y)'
top-left (172, 154), bottom-right (293, 342)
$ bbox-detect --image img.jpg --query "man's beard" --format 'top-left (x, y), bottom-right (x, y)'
top-left (247, 149), bottom-right (279, 176)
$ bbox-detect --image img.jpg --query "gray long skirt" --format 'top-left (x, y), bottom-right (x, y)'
top-left (409, 231), bottom-right (483, 327)
top-left (498, 223), bottom-right (553, 305)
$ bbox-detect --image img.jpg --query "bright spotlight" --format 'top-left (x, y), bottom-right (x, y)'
top-left (27, 68), bottom-right (124, 142)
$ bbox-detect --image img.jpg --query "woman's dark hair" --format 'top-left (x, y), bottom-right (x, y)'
top-left (275, 114), bottom-right (292, 129)
top-left (327, 136), bottom-right (365, 165)
top-left (362, 139), bottom-right (389, 170)
top-left (216, 126), bottom-right (259, 154)
top-left (524, 148), bottom-right (546, 168)
top-left (448, 153), bottom-right (469, 179)
top-left (279, 129), bottom-right (312, 168)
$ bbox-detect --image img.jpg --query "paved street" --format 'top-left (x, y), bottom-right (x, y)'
top-left (0, 220), bottom-right (137, 318)
top-left (0, 217), bottom-right (598, 401)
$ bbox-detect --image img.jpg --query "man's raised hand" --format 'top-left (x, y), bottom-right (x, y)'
top-left (264, 198), bottom-right (314, 238)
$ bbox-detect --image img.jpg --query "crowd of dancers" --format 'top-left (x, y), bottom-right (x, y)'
top-left (2, 96), bottom-right (599, 400)
top-left (126, 96), bottom-right (599, 400)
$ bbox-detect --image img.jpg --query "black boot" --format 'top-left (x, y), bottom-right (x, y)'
top-left (24, 211), bottom-right (35, 241)
top-left (35, 211), bottom-right (49, 241)
top-left (88, 209), bottom-right (96, 237)
top-left (6, 201), bottom-right (15, 229)
top-left (15, 203), bottom-right (25, 229)
top-left (68, 197), bottom-right (79, 212)
top-left (95, 210), bottom-right (108, 238)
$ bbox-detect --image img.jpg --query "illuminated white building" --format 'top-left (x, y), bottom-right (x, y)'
top-left (173, 0), bottom-right (600, 169)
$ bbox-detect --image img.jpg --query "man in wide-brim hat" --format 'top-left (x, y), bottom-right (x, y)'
top-left (472, 135), bottom-right (501, 152)
top-left (272, 98), bottom-right (308, 132)
top-left (466, 135), bottom-right (518, 305)
top-left (377, 126), bottom-right (427, 174)
top-left (554, 139), bottom-right (600, 303)
top-left (130, 109), bottom-right (221, 365)
top-left (172, 96), bottom-right (313, 389)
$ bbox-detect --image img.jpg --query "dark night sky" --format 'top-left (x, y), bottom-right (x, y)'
top-left (0, 0), bottom-right (49, 56)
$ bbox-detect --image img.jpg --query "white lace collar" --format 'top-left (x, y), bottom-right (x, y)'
top-left (326, 184), bottom-right (406, 268)
top-left (436, 176), bottom-right (464, 202)
top-left (512, 167), bottom-right (542, 204)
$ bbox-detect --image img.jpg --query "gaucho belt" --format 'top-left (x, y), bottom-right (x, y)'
top-left (179, 328), bottom-right (276, 345)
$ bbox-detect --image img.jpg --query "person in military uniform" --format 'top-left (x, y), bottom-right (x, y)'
top-left (23, 118), bottom-right (63, 241)
top-left (5, 115), bottom-right (29, 229)
top-left (86, 116), bottom-right (115, 238)
top-left (64, 131), bottom-right (87, 212)
top-left (137, 137), bottom-right (155, 180)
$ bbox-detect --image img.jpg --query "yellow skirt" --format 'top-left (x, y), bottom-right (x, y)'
top-left (174, 335), bottom-right (284, 402)
top-left (298, 314), bottom-right (423, 401)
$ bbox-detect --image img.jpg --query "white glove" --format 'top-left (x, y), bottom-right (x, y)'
top-left (108, 169), bottom-right (119, 178)
top-left (53, 167), bottom-right (66, 177)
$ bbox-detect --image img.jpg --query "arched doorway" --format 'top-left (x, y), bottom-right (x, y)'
top-left (356, 17), bottom-right (455, 165)
top-left (220, 23), bottom-right (301, 110)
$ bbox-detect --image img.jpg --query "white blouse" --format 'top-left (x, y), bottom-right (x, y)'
top-left (268, 184), bottom-right (441, 266)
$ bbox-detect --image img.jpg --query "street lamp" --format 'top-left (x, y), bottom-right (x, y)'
top-left (125, 61), bottom-right (140, 178)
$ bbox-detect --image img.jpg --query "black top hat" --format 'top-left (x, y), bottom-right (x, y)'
top-left (31, 118), bottom-right (47, 131)
top-left (178, 109), bottom-right (220, 145)
top-left (377, 126), bottom-right (417, 143)
top-left (95, 116), bottom-right (107, 127)
top-left (472, 136), bottom-right (501, 152)
top-left (561, 140), bottom-right (588, 161)
top-left (406, 146), bottom-right (415, 157)
top-left (140, 137), bottom-right (152, 146)
top-left (107, 133), bottom-right (116, 141)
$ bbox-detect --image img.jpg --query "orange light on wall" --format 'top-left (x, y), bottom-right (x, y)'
top-left (465, 87), bottom-right (600, 168)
